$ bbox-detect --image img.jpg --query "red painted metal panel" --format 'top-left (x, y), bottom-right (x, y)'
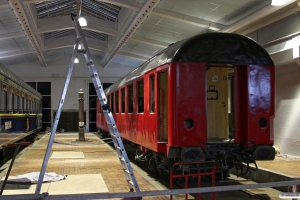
top-left (234, 66), bottom-right (248, 144)
top-left (96, 67), bottom-right (168, 153)
top-left (234, 65), bottom-right (274, 146)
top-left (170, 63), bottom-right (207, 146)
top-left (247, 65), bottom-right (274, 145)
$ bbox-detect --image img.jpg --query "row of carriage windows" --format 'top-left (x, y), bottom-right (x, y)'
top-left (0, 83), bottom-right (41, 114)
top-left (104, 74), bottom-right (155, 114)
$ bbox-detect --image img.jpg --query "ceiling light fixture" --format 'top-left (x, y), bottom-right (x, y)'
top-left (271, 0), bottom-right (286, 6)
top-left (74, 57), bottom-right (79, 63)
top-left (74, 44), bottom-right (82, 50)
top-left (78, 17), bottom-right (87, 26)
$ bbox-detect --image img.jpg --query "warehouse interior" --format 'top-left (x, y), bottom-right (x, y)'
top-left (0, 0), bottom-right (300, 158)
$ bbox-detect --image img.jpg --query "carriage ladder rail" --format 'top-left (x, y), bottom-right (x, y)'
top-left (35, 13), bottom-right (140, 194)
top-left (71, 14), bottom-right (140, 193)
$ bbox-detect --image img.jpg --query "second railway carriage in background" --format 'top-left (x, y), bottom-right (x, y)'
top-left (0, 63), bottom-right (42, 133)
top-left (96, 32), bottom-right (275, 178)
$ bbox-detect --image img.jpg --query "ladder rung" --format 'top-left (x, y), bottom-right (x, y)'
top-left (91, 73), bottom-right (97, 78)
top-left (120, 158), bottom-right (128, 164)
top-left (125, 169), bottom-right (130, 174)
top-left (128, 181), bottom-right (134, 186)
top-left (117, 147), bottom-right (123, 151)
top-left (107, 122), bottom-right (115, 126)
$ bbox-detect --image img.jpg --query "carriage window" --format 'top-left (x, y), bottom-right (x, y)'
top-left (0, 82), bottom-right (6, 113)
top-left (150, 74), bottom-right (155, 113)
top-left (19, 93), bottom-right (23, 113)
top-left (128, 84), bottom-right (133, 113)
top-left (13, 93), bottom-right (18, 113)
top-left (137, 80), bottom-right (144, 113)
top-left (116, 91), bottom-right (119, 113)
top-left (121, 88), bottom-right (125, 113)
top-left (111, 93), bottom-right (114, 113)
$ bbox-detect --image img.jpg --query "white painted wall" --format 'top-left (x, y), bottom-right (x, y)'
top-left (6, 56), bottom-right (135, 131)
top-left (247, 13), bottom-right (300, 157)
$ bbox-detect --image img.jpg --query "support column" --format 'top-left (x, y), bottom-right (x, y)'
top-left (78, 89), bottom-right (85, 141)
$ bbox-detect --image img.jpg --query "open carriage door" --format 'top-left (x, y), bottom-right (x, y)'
top-left (158, 70), bottom-right (168, 142)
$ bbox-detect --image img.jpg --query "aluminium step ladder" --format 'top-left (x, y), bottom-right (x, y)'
top-left (35, 13), bottom-right (140, 195)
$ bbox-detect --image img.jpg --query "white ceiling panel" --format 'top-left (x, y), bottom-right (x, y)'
top-left (118, 56), bottom-right (144, 68)
top-left (129, 42), bottom-right (164, 58)
top-left (14, 37), bottom-right (35, 50)
top-left (1, 54), bottom-right (31, 66)
top-left (25, 53), bottom-right (39, 62)
top-left (135, 15), bottom-right (206, 43)
top-left (0, 39), bottom-right (22, 54)
top-left (110, 54), bottom-right (124, 64)
top-left (120, 40), bottom-right (139, 52)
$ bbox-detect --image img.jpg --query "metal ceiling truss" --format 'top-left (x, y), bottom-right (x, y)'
top-left (36, 0), bottom-right (76, 19)
top-left (44, 29), bottom-right (107, 41)
top-left (9, 0), bottom-right (47, 67)
top-left (44, 29), bottom-right (74, 39)
top-left (102, 0), bottom-right (160, 68)
top-left (82, 0), bottom-right (121, 22)
top-left (35, 0), bottom-right (121, 22)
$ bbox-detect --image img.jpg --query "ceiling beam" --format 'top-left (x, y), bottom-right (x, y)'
top-left (0, 50), bottom-right (35, 59)
top-left (102, 0), bottom-right (160, 68)
top-left (0, 31), bottom-right (25, 41)
top-left (43, 36), bottom-right (108, 52)
top-left (222, 0), bottom-right (297, 33)
top-left (238, 1), bottom-right (300, 35)
top-left (130, 36), bottom-right (169, 48)
top-left (36, 16), bottom-right (118, 36)
top-left (9, 0), bottom-right (47, 67)
top-left (21, 0), bottom-right (53, 4)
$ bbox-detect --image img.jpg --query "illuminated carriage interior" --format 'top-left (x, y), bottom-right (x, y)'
top-left (206, 66), bottom-right (234, 142)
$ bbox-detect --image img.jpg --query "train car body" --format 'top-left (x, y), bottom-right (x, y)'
top-left (0, 63), bottom-right (42, 133)
top-left (96, 33), bottom-right (275, 178)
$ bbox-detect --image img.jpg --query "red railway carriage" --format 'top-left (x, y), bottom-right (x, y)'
top-left (96, 32), bottom-right (275, 178)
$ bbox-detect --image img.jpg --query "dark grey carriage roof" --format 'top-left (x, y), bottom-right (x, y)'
top-left (0, 63), bottom-right (42, 98)
top-left (106, 32), bottom-right (274, 94)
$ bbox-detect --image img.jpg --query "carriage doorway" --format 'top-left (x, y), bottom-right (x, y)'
top-left (206, 66), bottom-right (234, 141)
top-left (158, 70), bottom-right (168, 142)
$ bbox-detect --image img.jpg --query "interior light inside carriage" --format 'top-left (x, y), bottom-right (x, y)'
top-left (206, 65), bottom-right (234, 142)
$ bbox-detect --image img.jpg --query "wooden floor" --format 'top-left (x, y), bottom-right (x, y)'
top-left (0, 133), bottom-right (169, 199)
